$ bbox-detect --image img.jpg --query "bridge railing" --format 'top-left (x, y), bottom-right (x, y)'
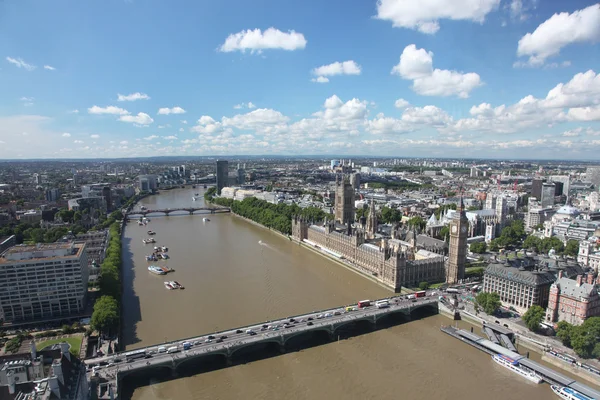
top-left (110, 296), bottom-right (436, 358)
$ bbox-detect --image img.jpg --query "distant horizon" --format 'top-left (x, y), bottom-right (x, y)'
top-left (0, 154), bottom-right (599, 165)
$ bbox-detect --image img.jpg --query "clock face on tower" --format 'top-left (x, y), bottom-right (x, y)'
top-left (451, 225), bottom-right (457, 234)
top-left (461, 226), bottom-right (467, 233)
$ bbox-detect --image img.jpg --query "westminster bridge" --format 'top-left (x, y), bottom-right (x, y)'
top-left (89, 295), bottom-right (438, 399)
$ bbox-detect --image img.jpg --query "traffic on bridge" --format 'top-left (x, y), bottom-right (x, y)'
top-left (89, 292), bottom-right (439, 398)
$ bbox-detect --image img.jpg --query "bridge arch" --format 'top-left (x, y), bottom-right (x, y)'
top-left (409, 303), bottom-right (438, 319)
top-left (175, 352), bottom-right (228, 375)
top-left (229, 339), bottom-right (282, 364)
top-left (283, 328), bottom-right (332, 350)
top-left (332, 318), bottom-right (375, 338)
top-left (118, 363), bottom-right (173, 380)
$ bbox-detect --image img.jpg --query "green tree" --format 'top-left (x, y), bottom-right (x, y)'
top-left (564, 240), bottom-right (579, 257)
top-left (407, 216), bottom-right (426, 231)
top-left (523, 235), bottom-right (542, 252)
top-left (571, 317), bottom-right (600, 358)
top-left (91, 295), bottom-right (119, 334)
top-left (556, 321), bottom-right (575, 347)
top-left (203, 187), bottom-right (217, 202)
top-left (439, 225), bottom-right (449, 241)
top-left (522, 305), bottom-right (545, 332)
top-left (489, 239), bottom-right (500, 252)
top-left (475, 292), bottom-right (501, 315)
top-left (418, 281), bottom-right (430, 290)
top-left (470, 242), bottom-right (487, 254)
top-left (380, 206), bottom-right (402, 224)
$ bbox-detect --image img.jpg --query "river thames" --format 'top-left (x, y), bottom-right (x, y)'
top-left (122, 187), bottom-right (558, 400)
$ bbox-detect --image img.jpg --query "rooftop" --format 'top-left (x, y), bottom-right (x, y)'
top-left (0, 242), bottom-right (84, 264)
top-left (554, 277), bottom-right (597, 299)
top-left (485, 263), bottom-right (556, 286)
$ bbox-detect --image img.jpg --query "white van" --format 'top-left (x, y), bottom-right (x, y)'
top-left (167, 346), bottom-right (178, 354)
top-left (157, 346), bottom-right (167, 353)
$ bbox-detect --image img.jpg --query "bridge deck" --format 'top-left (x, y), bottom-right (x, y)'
top-left (90, 295), bottom-right (438, 396)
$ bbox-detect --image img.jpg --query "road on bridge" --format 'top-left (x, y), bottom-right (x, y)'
top-left (89, 293), bottom-right (438, 381)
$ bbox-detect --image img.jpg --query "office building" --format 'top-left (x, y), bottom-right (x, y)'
top-left (138, 175), bottom-right (157, 192)
top-left (531, 178), bottom-right (545, 201)
top-left (0, 242), bottom-right (88, 322)
top-left (216, 160), bottom-right (229, 196)
top-left (541, 182), bottom-right (556, 208)
top-left (586, 167), bottom-right (600, 189)
top-left (483, 259), bottom-right (555, 314)
top-left (546, 272), bottom-right (600, 326)
top-left (549, 175), bottom-right (570, 197)
top-left (350, 173), bottom-right (361, 191)
top-left (45, 188), bottom-right (60, 202)
top-left (237, 164), bottom-right (246, 185)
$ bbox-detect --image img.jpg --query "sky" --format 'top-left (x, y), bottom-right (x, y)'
top-left (1, 0), bottom-right (599, 160)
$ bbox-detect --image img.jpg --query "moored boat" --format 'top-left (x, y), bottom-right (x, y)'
top-left (492, 354), bottom-right (543, 384)
top-left (551, 385), bottom-right (594, 400)
top-left (173, 281), bottom-right (184, 290)
top-left (164, 281), bottom-right (175, 290)
top-left (142, 238), bottom-right (156, 244)
top-left (148, 265), bottom-right (166, 275)
top-left (147, 230), bottom-right (156, 235)
top-left (203, 218), bottom-right (210, 222)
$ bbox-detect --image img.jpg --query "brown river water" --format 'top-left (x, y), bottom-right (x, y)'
top-left (121, 187), bottom-right (564, 400)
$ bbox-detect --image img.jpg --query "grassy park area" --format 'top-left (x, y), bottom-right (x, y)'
top-left (36, 336), bottom-right (82, 356)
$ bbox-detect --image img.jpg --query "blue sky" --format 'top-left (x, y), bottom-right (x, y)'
top-left (1, 0), bottom-right (599, 159)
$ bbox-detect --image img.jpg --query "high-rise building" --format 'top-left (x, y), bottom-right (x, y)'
top-left (549, 175), bottom-right (570, 196)
top-left (33, 173), bottom-right (41, 185)
top-left (0, 242), bottom-right (88, 322)
top-left (45, 188), bottom-right (61, 202)
top-left (334, 175), bottom-right (355, 225)
top-left (446, 200), bottom-right (468, 284)
top-left (237, 165), bottom-right (246, 185)
top-left (138, 175), bottom-right (157, 192)
top-left (531, 178), bottom-right (545, 201)
top-left (216, 160), bottom-right (229, 195)
top-left (586, 167), bottom-right (600, 189)
top-left (102, 186), bottom-right (112, 211)
top-left (541, 182), bottom-right (556, 208)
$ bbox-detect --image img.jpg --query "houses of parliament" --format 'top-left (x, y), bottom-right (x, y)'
top-left (291, 175), bottom-right (467, 291)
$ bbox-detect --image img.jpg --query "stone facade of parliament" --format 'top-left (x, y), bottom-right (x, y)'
top-left (291, 217), bottom-right (446, 291)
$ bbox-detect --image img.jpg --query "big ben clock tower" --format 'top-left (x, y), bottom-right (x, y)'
top-left (446, 197), bottom-right (468, 284)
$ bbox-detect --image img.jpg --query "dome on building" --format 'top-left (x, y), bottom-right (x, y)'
top-left (556, 205), bottom-right (580, 216)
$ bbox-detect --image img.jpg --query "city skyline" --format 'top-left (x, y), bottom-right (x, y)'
top-left (1, 1), bottom-right (600, 159)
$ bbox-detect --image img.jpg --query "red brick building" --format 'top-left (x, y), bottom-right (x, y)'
top-left (546, 271), bottom-right (600, 326)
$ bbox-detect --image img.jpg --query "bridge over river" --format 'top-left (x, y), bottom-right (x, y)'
top-left (90, 295), bottom-right (438, 399)
top-left (127, 206), bottom-right (230, 217)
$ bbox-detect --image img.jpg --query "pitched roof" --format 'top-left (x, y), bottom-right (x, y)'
top-left (485, 263), bottom-right (556, 287)
top-left (554, 277), bottom-right (597, 300)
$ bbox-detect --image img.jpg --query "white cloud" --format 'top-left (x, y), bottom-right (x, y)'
top-left (562, 129), bottom-right (580, 137)
top-left (119, 112), bottom-right (154, 125)
top-left (120, 140), bottom-right (128, 145)
top-left (43, 65), bottom-right (56, 71)
top-left (181, 120), bottom-right (188, 124)
top-left (312, 60), bottom-right (361, 78)
top-left (117, 92), bottom-right (150, 102)
top-left (143, 135), bottom-right (159, 141)
top-left (179, 128), bottom-right (184, 132)
top-left (74, 140), bottom-right (84, 144)
top-left (311, 76), bottom-right (329, 83)
top-left (375, 0), bottom-right (501, 34)
top-left (62, 133), bottom-right (71, 137)
top-left (233, 102), bottom-right (257, 110)
top-left (542, 70), bottom-right (600, 109)
top-left (516, 4), bottom-right (600, 67)
top-left (69, 109), bottom-right (79, 114)
top-left (20, 97), bottom-right (34, 102)
top-left (88, 105), bottom-right (129, 115)
top-left (157, 106), bottom-right (186, 115)
top-left (219, 27), bottom-right (307, 53)
top-left (163, 135), bottom-right (178, 140)
top-left (391, 44), bottom-right (482, 98)
top-left (90, 134), bottom-right (100, 139)
top-left (6, 57), bottom-right (36, 71)
top-left (394, 98), bottom-right (410, 109)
